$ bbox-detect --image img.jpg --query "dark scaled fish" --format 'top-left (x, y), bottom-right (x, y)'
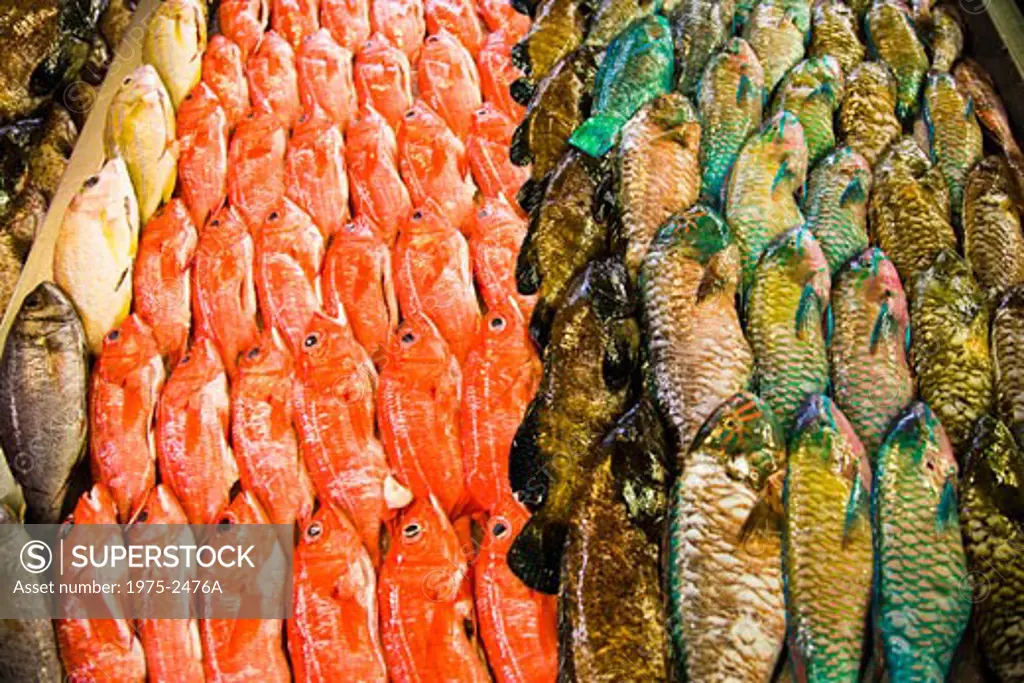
top-left (512, 0), bottom-right (588, 83)
top-left (0, 281), bottom-right (88, 524)
top-left (865, 0), bottom-right (928, 120)
top-left (921, 70), bottom-right (982, 228)
top-left (668, 392), bottom-right (787, 683)
top-left (770, 56), bottom-right (844, 167)
top-left (569, 15), bottom-right (674, 158)
top-left (873, 401), bottom-right (970, 682)
top-left (830, 248), bottom-right (914, 458)
top-left (784, 395), bottom-right (873, 682)
top-left (837, 61), bottom-right (902, 166)
top-left (742, 0), bottom-right (810, 96)
top-left (583, 0), bottom-right (657, 50)
top-left (959, 416), bottom-right (1024, 682)
top-left (697, 37), bottom-right (764, 207)
top-left (508, 257), bottom-right (640, 594)
top-left (558, 399), bottom-right (671, 682)
top-left (808, 0), bottom-right (865, 77)
top-left (929, 4), bottom-right (963, 73)
top-left (992, 286), bottom-right (1024, 447)
top-left (802, 146), bottom-right (872, 274)
top-left (963, 156), bottom-right (1024, 300)
top-left (746, 227), bottom-right (831, 433)
top-left (641, 205), bottom-right (753, 457)
top-left (910, 250), bottom-right (993, 455)
top-left (669, 0), bottom-right (735, 96)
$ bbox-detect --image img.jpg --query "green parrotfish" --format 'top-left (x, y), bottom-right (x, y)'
top-left (802, 146), bottom-right (872, 274)
top-left (808, 0), bottom-right (865, 76)
top-left (770, 56), bottom-right (844, 167)
top-left (865, 0), bottom-right (928, 120)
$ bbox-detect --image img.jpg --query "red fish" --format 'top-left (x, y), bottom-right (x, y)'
top-left (155, 338), bottom-right (237, 525)
top-left (133, 198), bottom-right (198, 366)
top-left (425, 0), bottom-right (485, 57)
top-left (418, 31), bottom-right (482, 141)
top-left (132, 485), bottom-right (205, 683)
top-left (378, 496), bottom-right (491, 682)
top-left (285, 115), bottom-right (350, 241)
top-left (296, 29), bottom-right (357, 130)
top-left (232, 333), bottom-right (316, 528)
top-left (397, 100), bottom-right (475, 231)
top-left (353, 33), bottom-right (413, 132)
top-left (218, 0), bottom-right (270, 60)
top-left (89, 315), bottom-right (165, 522)
top-left (461, 303), bottom-right (540, 513)
top-left (272, 0), bottom-right (320, 48)
top-left (202, 35), bottom-right (251, 131)
top-left (394, 207), bottom-right (480, 362)
top-left (288, 509), bottom-right (389, 682)
top-left (377, 312), bottom-right (467, 516)
top-left (370, 0), bottom-right (426, 63)
top-left (467, 102), bottom-right (529, 203)
top-left (201, 492), bottom-right (291, 683)
top-left (467, 198), bottom-right (534, 317)
top-left (227, 111), bottom-right (287, 230)
top-left (322, 215), bottom-right (398, 359)
top-left (254, 198), bottom-right (324, 354)
top-left (294, 312), bottom-right (412, 564)
top-left (345, 106), bottom-right (412, 245)
top-left (476, 28), bottom-right (526, 122)
top-left (476, 0), bottom-right (529, 37)
top-left (192, 206), bottom-right (260, 376)
top-left (475, 495), bottom-right (558, 683)
top-left (177, 81), bottom-right (229, 229)
top-left (56, 485), bottom-right (147, 683)
top-left (321, 0), bottom-right (371, 53)
top-left (247, 30), bottom-right (301, 129)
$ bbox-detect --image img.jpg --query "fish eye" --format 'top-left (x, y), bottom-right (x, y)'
top-left (403, 523), bottom-right (421, 539)
top-left (210, 219), bottom-right (220, 227)
top-left (247, 347), bottom-right (260, 359)
top-left (135, 510), bottom-right (148, 523)
top-left (217, 517), bottom-right (234, 531)
top-left (492, 521), bottom-right (508, 538)
top-left (478, 208), bottom-right (490, 218)
top-left (405, 110), bottom-right (416, 119)
top-left (490, 316), bottom-right (505, 331)
top-left (180, 355), bottom-right (191, 364)
top-left (84, 175), bottom-right (100, 189)
top-left (107, 329), bottom-right (120, 341)
top-left (306, 521), bottom-right (323, 539)
top-left (401, 332), bottom-right (415, 345)
top-left (412, 210), bottom-right (423, 220)
top-left (304, 333), bottom-right (319, 348)
top-left (268, 211), bottom-right (280, 221)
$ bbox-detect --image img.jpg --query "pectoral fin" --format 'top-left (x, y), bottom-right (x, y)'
top-left (795, 283), bottom-right (820, 339)
top-left (739, 470), bottom-right (784, 543)
top-left (842, 472), bottom-right (870, 548)
top-left (936, 477), bottom-right (959, 531)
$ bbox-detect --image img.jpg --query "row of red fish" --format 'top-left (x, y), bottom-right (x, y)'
top-left (60, 0), bottom-right (557, 680)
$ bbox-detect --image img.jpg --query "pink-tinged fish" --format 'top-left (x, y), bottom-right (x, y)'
top-left (201, 492), bottom-right (291, 683)
top-left (296, 28), bottom-right (357, 130)
top-left (218, 0), bottom-right (270, 60)
top-left (477, 28), bottom-right (526, 122)
top-left (461, 303), bottom-right (541, 513)
top-left (475, 495), bottom-right (559, 683)
top-left (379, 496), bottom-right (491, 682)
top-left (285, 114), bottom-right (350, 241)
top-left (370, 0), bottom-right (426, 63)
top-left (321, 0), bottom-right (371, 52)
top-left (232, 333), bottom-right (316, 527)
top-left (56, 484), bottom-right (147, 683)
top-left (425, 0), bottom-right (486, 57)
top-left (345, 106), bottom-right (412, 245)
top-left (418, 31), bottom-right (482, 141)
top-left (467, 102), bottom-right (529, 203)
top-left (156, 338), bottom-right (237, 525)
top-left (89, 315), bottom-right (165, 522)
top-left (354, 33), bottom-right (414, 131)
top-left (203, 35), bottom-right (251, 130)
top-left (476, 0), bottom-right (529, 37)
top-left (467, 198), bottom-right (534, 317)
top-left (377, 312), bottom-right (467, 517)
top-left (288, 509), bottom-right (389, 682)
top-left (273, 0), bottom-right (320, 48)
top-left (322, 215), bottom-right (399, 359)
top-left (397, 100), bottom-right (475, 231)
top-left (227, 111), bottom-right (287, 229)
top-left (247, 31), bottom-right (301, 129)
top-left (177, 81), bottom-right (229, 228)
top-left (133, 198), bottom-right (198, 366)
top-left (294, 312), bottom-right (412, 564)
top-left (394, 207), bottom-right (481, 363)
top-left (192, 206), bottom-right (260, 376)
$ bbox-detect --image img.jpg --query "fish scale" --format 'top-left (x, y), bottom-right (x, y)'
top-left (963, 156), bottom-right (1024, 300)
top-left (802, 147), bottom-right (872, 274)
top-left (993, 287), bottom-right (1024, 446)
top-left (922, 71), bottom-right (982, 229)
top-left (770, 57), bottom-right (844, 168)
top-left (837, 62), bottom-right (902, 166)
top-left (743, 0), bottom-right (808, 96)
top-left (808, 0), bottom-right (864, 76)
top-left (866, 0), bottom-right (928, 120)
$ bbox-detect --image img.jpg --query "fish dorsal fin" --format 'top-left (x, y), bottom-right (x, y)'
top-left (840, 176), bottom-right (866, 208)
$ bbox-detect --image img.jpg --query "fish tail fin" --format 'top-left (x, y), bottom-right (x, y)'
top-left (510, 119), bottom-right (534, 167)
top-left (840, 176), bottom-right (867, 207)
top-left (511, 40), bottom-right (531, 74)
top-left (515, 230), bottom-right (541, 295)
top-left (528, 299), bottom-right (555, 349)
top-left (509, 403), bottom-right (545, 506)
top-left (506, 518), bottom-right (566, 594)
top-left (516, 176), bottom-right (546, 214)
top-left (510, 77), bottom-right (536, 107)
top-left (569, 116), bottom-right (623, 158)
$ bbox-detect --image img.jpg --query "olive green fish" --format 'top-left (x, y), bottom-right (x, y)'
top-left (670, 0), bottom-right (735, 96)
top-left (959, 416), bottom-right (1024, 682)
top-left (583, 0), bottom-right (657, 50)
top-left (802, 147), bottom-right (872, 274)
top-left (668, 391), bottom-right (787, 683)
top-left (873, 401), bottom-right (970, 683)
top-left (922, 70), bottom-right (982, 228)
top-left (838, 61), bottom-right (902, 166)
top-left (617, 93), bottom-right (701, 282)
top-left (698, 37), bottom-right (765, 207)
top-left (784, 394), bottom-right (873, 683)
top-left (144, 0), bottom-right (207, 110)
top-left (866, 0), bottom-right (928, 120)
top-left (725, 111), bottom-right (808, 291)
top-left (992, 286), bottom-right (1024, 447)
top-left (929, 4), bottom-right (963, 73)
top-left (911, 250), bottom-right (993, 454)
top-left (808, 0), bottom-right (865, 77)
top-left (641, 205), bottom-right (753, 457)
top-left (869, 136), bottom-right (956, 290)
top-left (509, 257), bottom-right (640, 594)
top-left (512, 0), bottom-right (588, 82)
top-left (830, 248), bottom-right (914, 458)
top-left (963, 155), bottom-right (1024, 300)
top-left (559, 399), bottom-right (670, 682)
top-left (770, 56), bottom-right (844, 167)
top-left (569, 15), bottom-right (674, 158)
top-left (747, 226), bottom-right (830, 433)
top-left (743, 0), bottom-right (809, 96)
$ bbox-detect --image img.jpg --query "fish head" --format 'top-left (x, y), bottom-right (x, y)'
top-left (167, 337), bottom-right (227, 398)
top-left (761, 111), bottom-right (809, 187)
top-left (217, 490), bottom-right (270, 525)
top-left (844, 247), bottom-right (910, 324)
top-left (886, 402), bottom-right (959, 491)
top-left (481, 494), bottom-right (532, 556)
top-left (877, 135), bottom-right (931, 179)
top-left (822, 145), bottom-right (873, 187)
top-left (660, 204), bottom-right (733, 266)
top-left (470, 102), bottom-right (515, 142)
top-left (765, 227), bottom-right (830, 301)
top-left (296, 311), bottom-right (376, 398)
top-left (297, 508), bottom-right (371, 580)
top-left (131, 485), bottom-right (188, 525)
top-left (338, 214), bottom-right (381, 242)
top-left (643, 92), bottom-right (699, 133)
top-left (237, 332), bottom-right (293, 383)
top-left (399, 100), bottom-right (448, 143)
top-left (65, 484), bottom-right (119, 525)
top-left (388, 496), bottom-right (464, 596)
top-left (578, 257), bottom-right (636, 324)
top-left (16, 281), bottom-right (82, 336)
top-left (468, 197), bottom-right (523, 239)
top-left (792, 395), bottom-right (871, 489)
top-left (347, 105), bottom-right (395, 151)
top-left (383, 310), bottom-right (453, 372)
top-left (964, 417), bottom-right (1024, 519)
top-left (176, 82), bottom-right (223, 133)
top-left (94, 314), bottom-right (162, 385)
top-left (693, 392), bottom-right (785, 492)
